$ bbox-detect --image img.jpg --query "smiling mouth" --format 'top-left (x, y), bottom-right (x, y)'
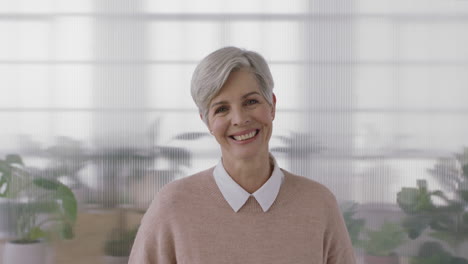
top-left (230, 129), bottom-right (259, 141)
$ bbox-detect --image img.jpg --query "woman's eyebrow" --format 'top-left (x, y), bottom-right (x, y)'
top-left (210, 92), bottom-right (261, 109)
top-left (210, 100), bottom-right (227, 109)
top-left (242, 91), bottom-right (260, 98)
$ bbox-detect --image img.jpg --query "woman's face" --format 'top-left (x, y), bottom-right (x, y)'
top-left (207, 69), bottom-right (275, 162)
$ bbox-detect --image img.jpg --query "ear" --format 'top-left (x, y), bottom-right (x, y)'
top-left (271, 93), bottom-right (277, 120)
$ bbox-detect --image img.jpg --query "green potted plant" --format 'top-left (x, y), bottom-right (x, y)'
top-left (0, 154), bottom-right (77, 264)
top-left (361, 221), bottom-right (406, 264)
top-left (397, 178), bottom-right (468, 262)
top-left (425, 147), bottom-right (468, 254)
top-left (410, 241), bottom-right (468, 264)
top-left (103, 226), bottom-right (138, 264)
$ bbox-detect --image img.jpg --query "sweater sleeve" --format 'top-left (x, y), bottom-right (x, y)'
top-left (323, 194), bottom-right (357, 264)
top-left (129, 193), bottom-right (176, 264)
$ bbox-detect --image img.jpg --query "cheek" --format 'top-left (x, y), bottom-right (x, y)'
top-left (258, 108), bottom-right (274, 125)
top-left (210, 117), bottom-right (228, 136)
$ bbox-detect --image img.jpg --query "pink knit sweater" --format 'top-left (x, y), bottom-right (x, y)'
top-left (129, 168), bottom-right (356, 264)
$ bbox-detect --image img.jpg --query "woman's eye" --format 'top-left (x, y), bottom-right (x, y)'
top-left (215, 106), bottom-right (228, 114)
top-left (245, 99), bottom-right (259, 105)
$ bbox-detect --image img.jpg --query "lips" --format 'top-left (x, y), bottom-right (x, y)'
top-left (230, 129), bottom-right (259, 141)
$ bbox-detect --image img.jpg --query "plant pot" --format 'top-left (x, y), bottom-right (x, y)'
top-left (364, 255), bottom-right (400, 264)
top-left (103, 255), bottom-right (130, 264)
top-left (2, 240), bottom-right (50, 264)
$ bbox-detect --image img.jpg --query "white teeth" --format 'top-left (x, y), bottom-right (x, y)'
top-left (233, 131), bottom-right (257, 141)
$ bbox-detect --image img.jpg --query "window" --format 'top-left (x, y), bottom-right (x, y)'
top-left (1, 0), bottom-right (468, 262)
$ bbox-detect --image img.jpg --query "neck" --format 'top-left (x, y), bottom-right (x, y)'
top-left (222, 151), bottom-right (273, 194)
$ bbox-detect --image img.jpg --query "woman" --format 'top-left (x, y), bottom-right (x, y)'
top-left (129, 47), bottom-right (356, 263)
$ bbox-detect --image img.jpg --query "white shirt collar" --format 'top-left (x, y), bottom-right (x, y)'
top-left (213, 154), bottom-right (285, 213)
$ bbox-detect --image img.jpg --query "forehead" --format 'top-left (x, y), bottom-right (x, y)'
top-left (212, 70), bottom-right (260, 101)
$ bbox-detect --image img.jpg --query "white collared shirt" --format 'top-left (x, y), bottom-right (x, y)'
top-left (213, 155), bottom-right (285, 212)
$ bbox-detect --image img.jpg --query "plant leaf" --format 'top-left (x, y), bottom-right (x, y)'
top-left (0, 162), bottom-right (12, 197)
top-left (55, 183), bottom-right (78, 223)
top-left (362, 222), bottom-right (406, 256)
top-left (33, 178), bottom-right (61, 190)
top-left (32, 178), bottom-right (78, 232)
top-left (462, 164), bottom-right (468, 178)
top-left (28, 227), bottom-right (47, 241)
top-left (59, 223), bottom-right (74, 239)
top-left (402, 216), bottom-right (429, 239)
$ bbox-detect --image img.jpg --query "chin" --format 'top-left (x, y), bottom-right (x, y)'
top-left (231, 147), bottom-right (269, 161)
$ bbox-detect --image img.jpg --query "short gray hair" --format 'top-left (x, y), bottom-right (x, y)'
top-left (191, 47), bottom-right (274, 125)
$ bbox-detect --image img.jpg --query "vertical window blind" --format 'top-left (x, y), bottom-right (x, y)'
top-left (1, 0), bottom-right (468, 262)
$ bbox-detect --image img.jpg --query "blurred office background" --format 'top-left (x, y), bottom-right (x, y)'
top-left (1, 0), bottom-right (468, 263)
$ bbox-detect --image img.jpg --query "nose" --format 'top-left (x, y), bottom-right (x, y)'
top-left (231, 107), bottom-right (250, 126)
